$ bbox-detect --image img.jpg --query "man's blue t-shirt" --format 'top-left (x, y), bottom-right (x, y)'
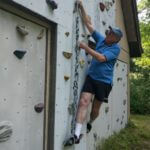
top-left (88, 30), bottom-right (121, 85)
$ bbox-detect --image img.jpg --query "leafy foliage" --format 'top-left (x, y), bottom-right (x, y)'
top-left (130, 0), bottom-right (150, 114)
top-left (138, 0), bottom-right (150, 21)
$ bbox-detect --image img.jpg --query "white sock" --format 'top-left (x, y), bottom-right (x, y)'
top-left (75, 123), bottom-right (82, 138)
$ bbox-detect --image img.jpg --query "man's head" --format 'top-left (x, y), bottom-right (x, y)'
top-left (105, 27), bottom-right (123, 45)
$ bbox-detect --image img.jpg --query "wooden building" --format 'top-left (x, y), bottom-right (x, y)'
top-left (0, 0), bottom-right (142, 150)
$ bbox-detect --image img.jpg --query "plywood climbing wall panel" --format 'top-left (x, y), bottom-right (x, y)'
top-left (0, 0), bottom-right (130, 150)
top-left (111, 60), bottom-right (128, 132)
top-left (0, 9), bottom-right (47, 150)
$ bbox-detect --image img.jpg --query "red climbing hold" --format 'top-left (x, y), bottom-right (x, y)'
top-left (99, 2), bottom-right (105, 11)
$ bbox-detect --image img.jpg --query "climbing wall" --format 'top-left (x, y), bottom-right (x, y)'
top-left (111, 61), bottom-right (128, 132)
top-left (0, 9), bottom-right (47, 150)
top-left (86, 0), bottom-right (117, 149)
top-left (0, 0), bottom-right (129, 150)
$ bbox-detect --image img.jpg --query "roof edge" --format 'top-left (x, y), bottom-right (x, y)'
top-left (121, 0), bottom-right (143, 58)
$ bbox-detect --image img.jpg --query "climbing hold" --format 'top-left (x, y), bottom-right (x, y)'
top-left (105, 107), bottom-right (109, 114)
top-left (102, 21), bottom-right (106, 26)
top-left (112, 0), bottom-right (115, 3)
top-left (87, 34), bottom-right (91, 38)
top-left (13, 50), bottom-right (26, 59)
top-left (82, 34), bottom-right (91, 39)
top-left (79, 59), bottom-right (85, 68)
top-left (120, 121), bottom-right (123, 125)
top-left (123, 99), bottom-right (126, 105)
top-left (107, 124), bottom-right (110, 130)
top-left (88, 40), bottom-right (96, 50)
top-left (0, 121), bottom-right (13, 142)
top-left (68, 103), bottom-right (75, 115)
top-left (34, 103), bottom-right (44, 113)
top-left (46, 0), bottom-right (58, 10)
top-left (62, 51), bottom-right (72, 59)
top-left (86, 52), bottom-right (89, 56)
top-left (116, 118), bottom-right (119, 122)
top-left (88, 61), bottom-right (91, 64)
top-left (93, 133), bottom-right (97, 141)
top-left (37, 29), bottom-right (45, 39)
top-left (116, 63), bottom-right (119, 67)
top-left (73, 1), bottom-right (79, 13)
top-left (105, 29), bottom-right (109, 36)
top-left (65, 32), bottom-right (70, 37)
top-left (99, 3), bottom-right (105, 11)
top-left (16, 25), bottom-right (28, 36)
top-left (64, 75), bottom-right (70, 81)
top-left (81, 33), bottom-right (86, 38)
top-left (110, 2), bottom-right (113, 6)
top-left (117, 77), bottom-right (122, 82)
top-left (109, 26), bottom-right (113, 30)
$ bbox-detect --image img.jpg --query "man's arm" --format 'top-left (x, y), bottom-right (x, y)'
top-left (79, 42), bottom-right (106, 62)
top-left (77, 0), bottom-right (94, 33)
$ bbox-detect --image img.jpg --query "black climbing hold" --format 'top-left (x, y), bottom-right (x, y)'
top-left (116, 118), bottom-right (119, 122)
top-left (107, 124), bottom-right (110, 130)
top-left (93, 133), bottom-right (97, 140)
top-left (46, 0), bottom-right (58, 10)
top-left (116, 63), bottom-right (119, 67)
top-left (123, 99), bottom-right (126, 105)
top-left (13, 50), bottom-right (26, 59)
top-left (117, 77), bottom-right (122, 82)
top-left (87, 34), bottom-right (91, 38)
top-left (109, 26), bottom-right (113, 30)
top-left (88, 40), bottom-right (96, 50)
top-left (34, 103), bottom-right (44, 113)
top-left (88, 61), bottom-right (91, 64)
top-left (85, 52), bottom-right (89, 56)
top-left (105, 107), bottom-right (109, 114)
top-left (102, 21), bottom-right (106, 26)
top-left (110, 2), bottom-right (113, 6)
top-left (65, 32), bottom-right (70, 37)
top-left (105, 30), bottom-right (108, 36)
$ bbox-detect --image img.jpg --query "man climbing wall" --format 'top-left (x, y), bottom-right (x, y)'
top-left (65, 0), bottom-right (123, 146)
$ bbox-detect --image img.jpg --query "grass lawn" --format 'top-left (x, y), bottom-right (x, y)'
top-left (98, 114), bottom-right (150, 150)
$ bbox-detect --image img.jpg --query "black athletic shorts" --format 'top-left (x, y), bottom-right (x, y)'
top-left (81, 75), bottom-right (112, 103)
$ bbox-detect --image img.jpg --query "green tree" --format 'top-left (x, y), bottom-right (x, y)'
top-left (138, 0), bottom-right (150, 21)
top-left (130, 0), bottom-right (150, 114)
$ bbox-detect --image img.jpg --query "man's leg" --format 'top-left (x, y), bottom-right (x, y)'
top-left (74, 92), bottom-right (93, 138)
top-left (90, 98), bottom-right (103, 123)
top-left (87, 98), bottom-right (103, 133)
